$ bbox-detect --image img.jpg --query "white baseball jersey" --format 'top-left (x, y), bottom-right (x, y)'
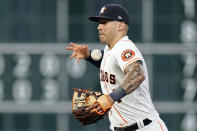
top-left (99, 36), bottom-right (159, 128)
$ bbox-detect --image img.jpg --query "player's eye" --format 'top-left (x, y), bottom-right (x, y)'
top-left (99, 21), bottom-right (107, 24)
top-left (98, 20), bottom-right (109, 25)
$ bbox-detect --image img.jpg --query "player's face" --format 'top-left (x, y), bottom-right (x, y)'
top-left (97, 19), bottom-right (119, 45)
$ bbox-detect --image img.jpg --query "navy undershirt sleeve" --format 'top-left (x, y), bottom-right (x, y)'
top-left (85, 50), bottom-right (104, 68)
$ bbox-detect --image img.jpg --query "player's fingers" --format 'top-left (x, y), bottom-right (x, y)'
top-left (69, 52), bottom-right (76, 59)
top-left (65, 46), bottom-right (73, 51)
top-left (82, 44), bottom-right (88, 49)
top-left (69, 42), bottom-right (80, 48)
top-left (76, 58), bottom-right (81, 63)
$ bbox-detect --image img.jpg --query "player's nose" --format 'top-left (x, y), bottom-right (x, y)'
top-left (97, 24), bottom-right (103, 31)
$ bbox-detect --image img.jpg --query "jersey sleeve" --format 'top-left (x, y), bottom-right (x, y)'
top-left (114, 42), bottom-right (142, 73)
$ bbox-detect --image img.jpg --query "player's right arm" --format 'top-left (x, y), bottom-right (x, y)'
top-left (65, 42), bottom-right (90, 63)
top-left (65, 42), bottom-right (103, 68)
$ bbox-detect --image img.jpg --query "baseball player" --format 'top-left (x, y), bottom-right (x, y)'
top-left (66, 4), bottom-right (168, 131)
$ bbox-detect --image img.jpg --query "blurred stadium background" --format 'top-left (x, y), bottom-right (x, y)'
top-left (0, 0), bottom-right (197, 131)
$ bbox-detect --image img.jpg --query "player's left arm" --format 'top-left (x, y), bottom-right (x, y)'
top-left (87, 60), bottom-right (145, 113)
top-left (120, 60), bottom-right (145, 94)
top-left (109, 60), bottom-right (145, 102)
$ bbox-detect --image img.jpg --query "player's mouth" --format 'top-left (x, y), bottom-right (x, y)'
top-left (98, 31), bottom-right (104, 35)
top-left (99, 33), bottom-right (104, 36)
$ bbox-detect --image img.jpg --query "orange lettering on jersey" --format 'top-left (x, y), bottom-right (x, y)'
top-left (121, 49), bottom-right (135, 61)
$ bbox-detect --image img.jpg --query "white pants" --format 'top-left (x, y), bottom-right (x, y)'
top-left (111, 118), bottom-right (168, 131)
top-left (137, 118), bottom-right (168, 131)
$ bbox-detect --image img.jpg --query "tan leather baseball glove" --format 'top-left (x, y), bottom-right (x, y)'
top-left (72, 88), bottom-right (111, 125)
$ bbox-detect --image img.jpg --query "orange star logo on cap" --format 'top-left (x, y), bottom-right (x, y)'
top-left (100, 6), bottom-right (107, 14)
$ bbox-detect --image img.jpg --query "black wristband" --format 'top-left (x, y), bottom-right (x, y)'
top-left (109, 86), bottom-right (127, 101)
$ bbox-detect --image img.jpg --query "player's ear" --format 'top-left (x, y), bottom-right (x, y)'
top-left (117, 22), bottom-right (125, 31)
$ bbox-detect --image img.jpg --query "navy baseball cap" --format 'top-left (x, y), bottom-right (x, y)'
top-left (89, 4), bottom-right (130, 26)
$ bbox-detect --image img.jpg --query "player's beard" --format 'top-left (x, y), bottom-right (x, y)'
top-left (99, 33), bottom-right (112, 45)
top-left (99, 34), bottom-right (107, 44)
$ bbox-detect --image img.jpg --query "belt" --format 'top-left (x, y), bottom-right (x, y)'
top-left (114, 118), bottom-right (152, 131)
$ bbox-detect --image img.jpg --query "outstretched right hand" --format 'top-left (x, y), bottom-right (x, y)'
top-left (65, 42), bottom-right (90, 63)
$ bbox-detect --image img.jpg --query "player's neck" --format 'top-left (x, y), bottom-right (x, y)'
top-left (108, 34), bottom-right (126, 50)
